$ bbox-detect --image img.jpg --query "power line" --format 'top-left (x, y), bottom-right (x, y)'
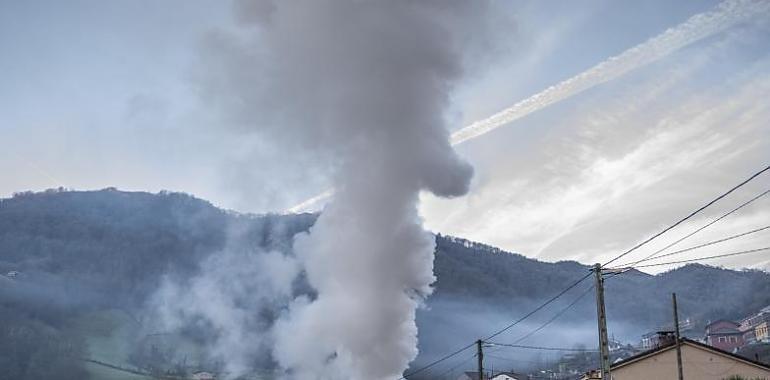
top-left (484, 272), bottom-right (593, 341)
top-left (399, 341), bottom-right (476, 379)
top-left (487, 343), bottom-right (599, 352)
top-left (617, 189), bottom-right (770, 268)
top-left (432, 352), bottom-right (477, 379)
top-left (400, 272), bottom-right (592, 378)
top-left (624, 246), bottom-right (770, 269)
top-left (630, 225), bottom-right (770, 265)
top-left (511, 285), bottom-right (595, 344)
top-left (485, 354), bottom-right (543, 364)
top-left (602, 165), bottom-right (770, 268)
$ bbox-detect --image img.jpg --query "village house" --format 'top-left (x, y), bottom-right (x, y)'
top-left (456, 370), bottom-right (531, 380)
top-left (743, 306), bottom-right (770, 342)
top-left (488, 371), bottom-right (528, 380)
top-left (758, 321), bottom-right (770, 343)
top-left (710, 305), bottom-right (770, 350)
top-left (744, 323), bottom-right (758, 345)
top-left (641, 331), bottom-right (666, 350)
top-left (191, 371), bottom-right (215, 380)
top-left (746, 306), bottom-right (770, 328)
top-left (705, 319), bottom-right (744, 351)
top-left (640, 318), bottom-right (695, 350)
top-left (457, 371), bottom-right (487, 380)
top-left (584, 335), bottom-right (770, 380)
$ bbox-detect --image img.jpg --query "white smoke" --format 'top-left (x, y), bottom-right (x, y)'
top-left (287, 0), bottom-right (770, 213)
top-left (152, 248), bottom-right (300, 375)
top-left (198, 1), bottom-right (488, 378)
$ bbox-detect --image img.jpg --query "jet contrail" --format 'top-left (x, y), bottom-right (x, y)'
top-left (286, 188), bottom-right (335, 214)
top-left (287, 0), bottom-right (770, 213)
top-left (450, 0), bottom-right (769, 145)
top-left (3, 151), bottom-right (68, 190)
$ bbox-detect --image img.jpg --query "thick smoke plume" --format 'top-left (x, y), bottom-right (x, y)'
top-left (202, 1), bottom-right (486, 378)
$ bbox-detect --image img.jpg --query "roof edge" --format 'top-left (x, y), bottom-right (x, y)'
top-left (611, 338), bottom-right (770, 372)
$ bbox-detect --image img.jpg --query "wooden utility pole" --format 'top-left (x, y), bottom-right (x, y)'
top-left (476, 339), bottom-right (484, 380)
top-left (593, 263), bottom-right (611, 379)
top-left (673, 293), bottom-right (684, 380)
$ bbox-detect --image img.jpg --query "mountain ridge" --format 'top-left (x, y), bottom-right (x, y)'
top-left (2, 189), bottom-right (769, 378)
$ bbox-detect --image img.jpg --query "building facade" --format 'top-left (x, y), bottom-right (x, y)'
top-left (758, 322), bottom-right (770, 343)
top-left (609, 339), bottom-right (770, 380)
top-left (705, 320), bottom-right (744, 351)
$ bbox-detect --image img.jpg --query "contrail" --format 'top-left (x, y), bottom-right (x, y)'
top-left (286, 188), bottom-right (335, 214)
top-left (3, 151), bottom-right (68, 189)
top-left (287, 0), bottom-right (770, 213)
top-left (450, 0), bottom-right (769, 145)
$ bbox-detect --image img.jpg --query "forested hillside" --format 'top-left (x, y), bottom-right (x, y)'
top-left (1, 189), bottom-right (769, 379)
top-left (432, 235), bottom-right (770, 327)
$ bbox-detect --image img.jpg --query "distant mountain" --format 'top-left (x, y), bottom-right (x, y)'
top-left (432, 234), bottom-right (770, 328)
top-left (1, 189), bottom-right (769, 378)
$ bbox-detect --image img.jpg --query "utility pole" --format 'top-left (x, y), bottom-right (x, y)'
top-left (593, 263), bottom-right (611, 379)
top-left (672, 293), bottom-right (684, 380)
top-left (476, 339), bottom-right (484, 380)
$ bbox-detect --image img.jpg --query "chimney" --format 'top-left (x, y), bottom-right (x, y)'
top-left (655, 331), bottom-right (676, 348)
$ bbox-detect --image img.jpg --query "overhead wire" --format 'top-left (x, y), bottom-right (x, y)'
top-left (617, 189), bottom-right (770, 268)
top-left (431, 352), bottom-right (478, 379)
top-left (621, 246), bottom-right (770, 269)
top-left (399, 341), bottom-right (476, 379)
top-left (601, 164), bottom-right (770, 268)
top-left (627, 225), bottom-right (770, 265)
top-left (484, 354), bottom-right (543, 365)
top-left (486, 343), bottom-right (599, 352)
top-left (511, 284), bottom-right (595, 344)
top-left (400, 271), bottom-right (593, 378)
top-left (483, 272), bottom-right (594, 341)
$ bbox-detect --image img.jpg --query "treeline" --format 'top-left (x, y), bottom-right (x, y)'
top-left (0, 189), bottom-right (313, 308)
top-left (433, 234), bottom-right (770, 328)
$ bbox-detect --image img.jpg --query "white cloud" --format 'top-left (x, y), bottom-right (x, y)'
top-left (422, 30), bottom-right (770, 272)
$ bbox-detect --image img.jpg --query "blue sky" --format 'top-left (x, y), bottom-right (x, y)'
top-left (1, 0), bottom-right (768, 271)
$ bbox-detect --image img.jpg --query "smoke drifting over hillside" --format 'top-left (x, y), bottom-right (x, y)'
top-left (195, 1), bottom-right (490, 378)
top-left (153, 249), bottom-right (300, 375)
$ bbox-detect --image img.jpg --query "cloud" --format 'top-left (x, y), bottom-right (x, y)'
top-left (422, 25), bottom-right (770, 272)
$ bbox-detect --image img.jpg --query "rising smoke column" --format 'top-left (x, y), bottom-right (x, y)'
top-left (215, 1), bottom-right (485, 378)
